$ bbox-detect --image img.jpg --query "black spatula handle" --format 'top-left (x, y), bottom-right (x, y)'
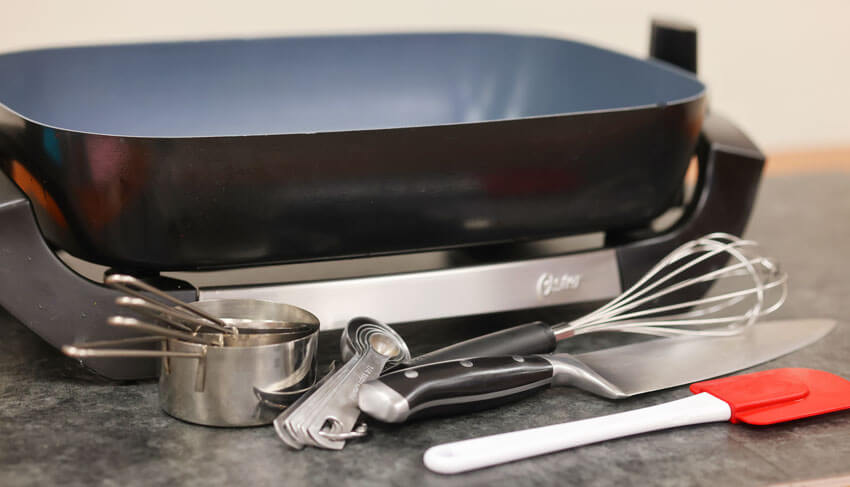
top-left (399, 321), bottom-right (557, 369)
top-left (358, 355), bottom-right (554, 423)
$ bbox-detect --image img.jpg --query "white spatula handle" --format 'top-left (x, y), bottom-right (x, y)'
top-left (424, 392), bottom-right (732, 474)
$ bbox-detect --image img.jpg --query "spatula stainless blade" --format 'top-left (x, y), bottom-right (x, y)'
top-left (358, 319), bottom-right (836, 423)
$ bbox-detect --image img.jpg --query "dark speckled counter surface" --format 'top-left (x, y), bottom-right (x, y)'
top-left (2, 172), bottom-right (849, 486)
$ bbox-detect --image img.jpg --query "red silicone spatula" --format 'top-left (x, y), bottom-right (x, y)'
top-left (424, 368), bottom-right (850, 474)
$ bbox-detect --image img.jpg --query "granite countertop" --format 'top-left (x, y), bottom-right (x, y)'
top-left (1, 172), bottom-right (849, 487)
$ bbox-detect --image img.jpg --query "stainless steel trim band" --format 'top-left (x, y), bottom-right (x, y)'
top-left (200, 249), bottom-right (622, 329)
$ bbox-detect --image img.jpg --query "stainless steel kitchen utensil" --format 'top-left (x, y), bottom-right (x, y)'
top-left (358, 318), bottom-right (835, 423)
top-left (106, 274), bottom-right (236, 335)
top-left (340, 316), bottom-right (411, 363)
top-left (253, 362), bottom-right (337, 410)
top-left (552, 233), bottom-right (786, 338)
top-left (158, 324), bottom-right (317, 426)
top-left (358, 233), bottom-right (788, 371)
top-left (274, 318), bottom-right (411, 449)
top-left (115, 297), bottom-right (198, 332)
top-left (63, 299), bottom-right (320, 426)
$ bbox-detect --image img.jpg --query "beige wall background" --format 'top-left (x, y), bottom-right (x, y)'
top-left (1, 0), bottom-right (848, 152)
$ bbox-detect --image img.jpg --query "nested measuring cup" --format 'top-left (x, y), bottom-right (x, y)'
top-left (64, 298), bottom-right (320, 427)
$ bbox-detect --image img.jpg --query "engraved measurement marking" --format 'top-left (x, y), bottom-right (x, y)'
top-left (352, 364), bottom-right (376, 395)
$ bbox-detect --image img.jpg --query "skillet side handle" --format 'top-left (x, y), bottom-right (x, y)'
top-left (0, 169), bottom-right (197, 380)
top-left (610, 113), bottom-right (766, 290)
top-left (650, 19), bottom-right (698, 74)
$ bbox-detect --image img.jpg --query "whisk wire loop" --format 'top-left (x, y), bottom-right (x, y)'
top-left (552, 233), bottom-right (787, 340)
top-left (572, 237), bottom-right (732, 323)
top-left (576, 235), bottom-right (763, 325)
top-left (577, 256), bottom-right (768, 325)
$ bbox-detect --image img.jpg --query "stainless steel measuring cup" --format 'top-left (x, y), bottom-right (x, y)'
top-left (64, 299), bottom-right (320, 427)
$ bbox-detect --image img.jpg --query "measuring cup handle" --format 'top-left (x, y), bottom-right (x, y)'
top-left (62, 345), bottom-right (205, 359)
top-left (105, 274), bottom-right (236, 335)
top-left (108, 316), bottom-right (221, 345)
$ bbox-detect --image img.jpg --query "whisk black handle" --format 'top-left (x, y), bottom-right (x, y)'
top-left (399, 321), bottom-right (557, 369)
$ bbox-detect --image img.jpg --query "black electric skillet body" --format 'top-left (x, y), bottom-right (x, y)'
top-left (0, 33), bottom-right (704, 271)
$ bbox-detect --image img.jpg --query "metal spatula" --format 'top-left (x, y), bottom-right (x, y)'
top-left (424, 368), bottom-right (850, 474)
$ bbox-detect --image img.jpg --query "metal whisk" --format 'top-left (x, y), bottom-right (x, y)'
top-left (551, 233), bottom-right (788, 340)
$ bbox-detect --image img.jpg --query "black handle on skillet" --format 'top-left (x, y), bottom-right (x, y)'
top-left (397, 321), bottom-right (557, 369)
top-left (359, 355), bottom-right (554, 423)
